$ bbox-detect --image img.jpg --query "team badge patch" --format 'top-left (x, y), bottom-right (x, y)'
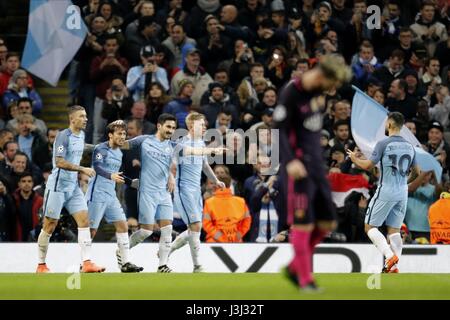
top-left (96, 153), bottom-right (103, 160)
top-left (57, 145), bottom-right (64, 153)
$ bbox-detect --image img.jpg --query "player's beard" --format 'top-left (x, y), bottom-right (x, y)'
top-left (385, 128), bottom-right (389, 136)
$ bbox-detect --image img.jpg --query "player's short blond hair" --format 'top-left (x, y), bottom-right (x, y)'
top-left (319, 54), bottom-right (352, 86)
top-left (185, 112), bottom-right (205, 129)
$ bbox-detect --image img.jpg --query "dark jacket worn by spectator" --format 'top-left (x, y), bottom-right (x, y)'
top-left (12, 189), bottom-right (42, 242)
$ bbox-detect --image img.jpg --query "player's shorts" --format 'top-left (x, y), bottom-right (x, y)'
top-left (87, 198), bottom-right (126, 229)
top-left (365, 197), bottom-right (406, 229)
top-left (138, 190), bottom-right (173, 225)
top-left (173, 188), bottom-right (203, 225)
top-left (43, 187), bottom-right (88, 220)
top-left (287, 175), bottom-right (336, 225)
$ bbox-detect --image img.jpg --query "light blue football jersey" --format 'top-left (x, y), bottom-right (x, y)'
top-left (370, 135), bottom-right (416, 201)
top-left (46, 128), bottom-right (85, 192)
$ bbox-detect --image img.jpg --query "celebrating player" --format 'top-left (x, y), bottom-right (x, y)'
top-left (86, 120), bottom-right (143, 273)
top-left (274, 54), bottom-right (352, 291)
top-left (168, 112), bottom-right (225, 272)
top-left (37, 106), bottom-right (105, 273)
top-left (347, 112), bottom-right (418, 273)
top-left (121, 113), bottom-right (225, 272)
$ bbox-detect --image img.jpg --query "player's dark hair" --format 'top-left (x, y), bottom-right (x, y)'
top-left (68, 105), bottom-right (85, 116)
top-left (157, 113), bottom-right (177, 125)
top-left (107, 120), bottom-right (127, 136)
top-left (388, 112), bottom-right (405, 129)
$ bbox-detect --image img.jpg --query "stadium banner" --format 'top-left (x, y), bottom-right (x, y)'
top-left (1, 243), bottom-right (450, 273)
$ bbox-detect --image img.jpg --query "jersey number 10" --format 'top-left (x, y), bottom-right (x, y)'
top-left (388, 154), bottom-right (412, 177)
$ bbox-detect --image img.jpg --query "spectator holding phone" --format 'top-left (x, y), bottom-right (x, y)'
top-left (126, 45), bottom-right (169, 102)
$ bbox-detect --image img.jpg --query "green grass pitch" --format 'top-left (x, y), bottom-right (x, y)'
top-left (1, 273), bottom-right (450, 300)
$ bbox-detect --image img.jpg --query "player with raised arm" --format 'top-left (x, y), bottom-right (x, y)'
top-left (86, 120), bottom-right (143, 273)
top-left (347, 112), bottom-right (418, 273)
top-left (274, 54), bottom-right (352, 291)
top-left (36, 106), bottom-right (105, 273)
top-left (168, 112), bottom-right (225, 273)
top-left (120, 113), bottom-right (225, 272)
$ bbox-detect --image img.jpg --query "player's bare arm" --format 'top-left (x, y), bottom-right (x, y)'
top-left (167, 172), bottom-right (175, 193)
top-left (55, 156), bottom-right (95, 177)
top-left (184, 146), bottom-right (227, 156)
top-left (346, 149), bottom-right (374, 171)
top-left (202, 159), bottom-right (225, 188)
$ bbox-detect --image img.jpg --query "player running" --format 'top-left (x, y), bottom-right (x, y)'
top-left (347, 112), bottom-right (418, 273)
top-left (37, 106), bottom-right (105, 273)
top-left (121, 113), bottom-right (225, 272)
top-left (86, 120), bottom-right (143, 273)
top-left (274, 54), bottom-right (352, 291)
top-left (168, 112), bottom-right (225, 273)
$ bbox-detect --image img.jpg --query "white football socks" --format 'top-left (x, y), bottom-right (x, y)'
top-left (37, 230), bottom-right (51, 264)
top-left (169, 230), bottom-right (189, 255)
top-left (116, 232), bottom-right (130, 265)
top-left (389, 233), bottom-right (403, 259)
top-left (129, 229), bottom-right (153, 249)
top-left (159, 225), bottom-right (172, 267)
top-left (367, 228), bottom-right (394, 259)
top-left (188, 231), bottom-right (201, 266)
top-left (78, 227), bottom-right (92, 262)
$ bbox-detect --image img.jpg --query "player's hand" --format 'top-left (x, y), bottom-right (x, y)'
top-left (213, 147), bottom-right (228, 155)
top-left (286, 159), bottom-right (308, 180)
top-left (215, 180), bottom-right (226, 189)
top-left (131, 178), bottom-right (139, 189)
top-left (167, 175), bottom-right (175, 193)
top-left (81, 167), bottom-right (96, 177)
top-left (111, 172), bottom-right (125, 184)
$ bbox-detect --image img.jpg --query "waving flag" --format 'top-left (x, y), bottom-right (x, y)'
top-left (351, 86), bottom-right (443, 182)
top-left (328, 172), bottom-right (370, 208)
top-left (22, 0), bottom-right (87, 86)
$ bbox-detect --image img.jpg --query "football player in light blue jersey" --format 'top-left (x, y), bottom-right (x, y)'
top-left (86, 120), bottom-right (143, 273)
top-left (36, 106), bottom-right (105, 273)
top-left (169, 113), bottom-right (225, 273)
top-left (121, 113), bottom-right (225, 272)
top-left (347, 112), bottom-right (420, 273)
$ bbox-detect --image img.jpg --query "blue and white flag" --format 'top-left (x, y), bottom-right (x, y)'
top-left (351, 86), bottom-right (443, 182)
top-left (22, 0), bottom-right (87, 86)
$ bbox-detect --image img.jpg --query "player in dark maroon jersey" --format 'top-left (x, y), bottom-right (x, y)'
top-left (273, 55), bottom-right (352, 291)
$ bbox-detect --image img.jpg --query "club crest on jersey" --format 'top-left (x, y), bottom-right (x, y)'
top-left (57, 145), bottom-right (64, 153)
top-left (96, 153), bottom-right (103, 160)
top-left (303, 114), bottom-right (323, 132)
top-left (165, 147), bottom-right (171, 153)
